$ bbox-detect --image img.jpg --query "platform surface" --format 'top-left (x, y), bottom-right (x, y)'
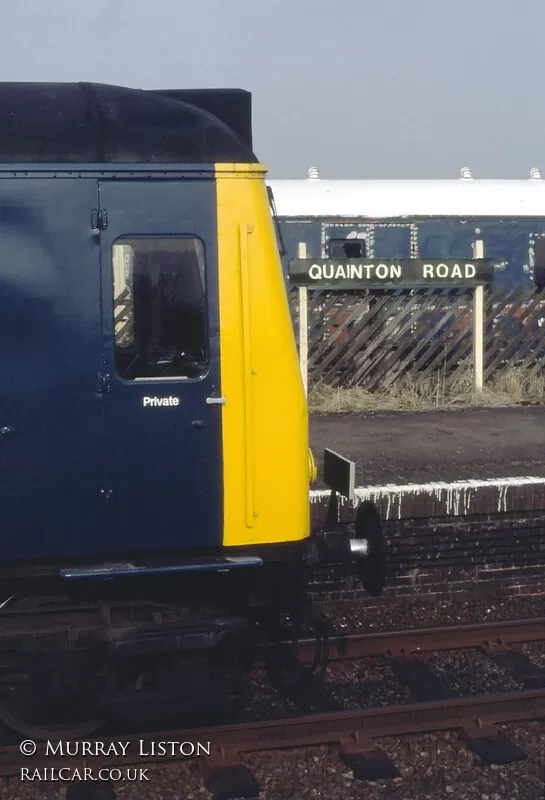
top-left (309, 407), bottom-right (545, 487)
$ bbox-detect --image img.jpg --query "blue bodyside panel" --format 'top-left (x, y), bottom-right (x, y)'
top-left (0, 179), bottom-right (106, 560)
top-left (0, 175), bottom-right (223, 565)
top-left (417, 219), bottom-right (545, 291)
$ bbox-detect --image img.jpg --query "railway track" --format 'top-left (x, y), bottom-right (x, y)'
top-left (2, 616), bottom-right (545, 799)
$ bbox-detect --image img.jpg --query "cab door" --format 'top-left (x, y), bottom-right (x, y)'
top-left (98, 179), bottom-right (223, 555)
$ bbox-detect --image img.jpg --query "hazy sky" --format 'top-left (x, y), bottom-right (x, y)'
top-left (2, 0), bottom-right (544, 178)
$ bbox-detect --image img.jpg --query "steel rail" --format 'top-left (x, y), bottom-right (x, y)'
top-left (1, 688), bottom-right (545, 777)
top-left (288, 615), bottom-right (545, 663)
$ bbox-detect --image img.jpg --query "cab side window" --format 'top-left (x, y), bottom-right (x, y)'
top-left (112, 237), bottom-right (208, 381)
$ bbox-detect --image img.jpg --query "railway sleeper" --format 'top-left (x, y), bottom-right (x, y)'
top-left (66, 784), bottom-right (116, 800)
top-left (388, 653), bottom-right (530, 767)
top-left (340, 735), bottom-right (400, 780)
top-left (460, 722), bottom-right (528, 766)
top-left (201, 749), bottom-right (260, 800)
top-left (265, 646), bottom-right (342, 714)
top-left (481, 646), bottom-right (545, 689)
top-left (389, 656), bottom-right (459, 702)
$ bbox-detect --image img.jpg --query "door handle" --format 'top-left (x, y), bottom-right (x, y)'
top-left (205, 397), bottom-right (226, 405)
top-left (0, 426), bottom-right (15, 437)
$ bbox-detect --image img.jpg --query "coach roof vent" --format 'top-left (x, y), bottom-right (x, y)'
top-left (460, 167), bottom-right (473, 179)
top-left (307, 167), bottom-right (320, 179)
top-left (530, 167), bottom-right (542, 179)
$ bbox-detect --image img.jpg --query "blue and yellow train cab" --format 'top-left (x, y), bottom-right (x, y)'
top-left (0, 82), bottom-right (311, 587)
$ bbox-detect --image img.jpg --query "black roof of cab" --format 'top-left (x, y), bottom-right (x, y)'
top-left (0, 82), bottom-right (257, 164)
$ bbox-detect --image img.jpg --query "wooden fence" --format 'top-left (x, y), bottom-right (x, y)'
top-left (288, 286), bottom-right (545, 390)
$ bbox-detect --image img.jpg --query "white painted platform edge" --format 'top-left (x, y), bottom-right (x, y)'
top-left (309, 476), bottom-right (545, 519)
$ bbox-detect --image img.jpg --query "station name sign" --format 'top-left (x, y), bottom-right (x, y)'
top-left (288, 258), bottom-right (494, 289)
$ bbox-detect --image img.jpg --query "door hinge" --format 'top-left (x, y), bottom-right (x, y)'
top-left (91, 208), bottom-right (108, 231)
top-left (100, 488), bottom-right (113, 507)
top-left (96, 373), bottom-right (112, 395)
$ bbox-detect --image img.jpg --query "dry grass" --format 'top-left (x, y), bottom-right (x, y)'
top-left (308, 365), bottom-right (545, 413)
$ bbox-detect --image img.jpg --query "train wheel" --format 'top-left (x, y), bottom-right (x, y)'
top-left (0, 649), bottom-right (105, 740)
top-left (0, 700), bottom-right (104, 741)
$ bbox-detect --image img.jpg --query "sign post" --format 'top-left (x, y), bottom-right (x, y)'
top-left (472, 240), bottom-right (485, 393)
top-left (288, 256), bottom-right (494, 393)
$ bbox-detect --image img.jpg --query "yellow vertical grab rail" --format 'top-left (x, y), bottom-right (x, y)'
top-left (239, 224), bottom-right (256, 528)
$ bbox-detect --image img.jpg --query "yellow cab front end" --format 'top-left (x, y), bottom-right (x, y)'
top-left (215, 163), bottom-right (312, 556)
